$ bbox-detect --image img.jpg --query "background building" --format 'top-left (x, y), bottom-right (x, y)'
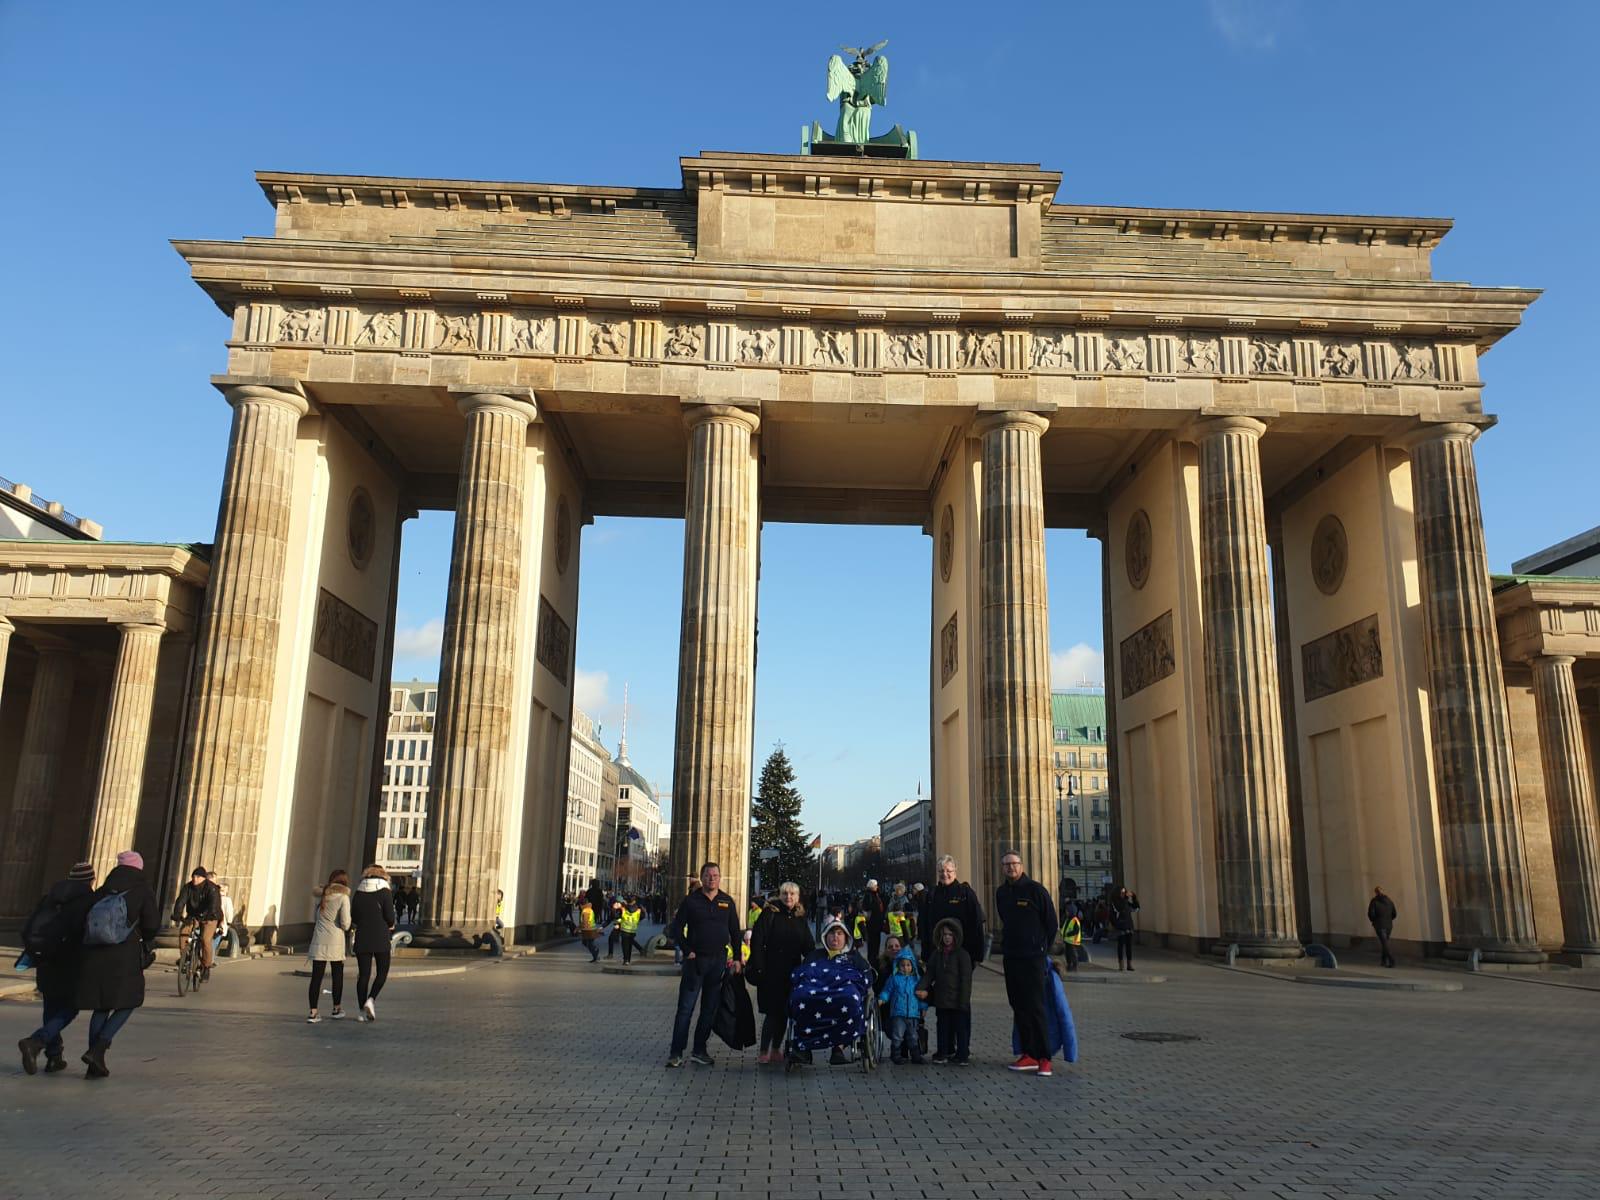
top-left (1053, 690), bottom-right (1112, 897)
top-left (563, 707), bottom-right (608, 896)
top-left (0, 474), bottom-right (102, 541)
top-left (879, 793), bottom-right (932, 880)
top-left (612, 723), bottom-right (662, 896)
top-left (377, 680), bottom-right (437, 880)
top-left (1512, 525), bottom-right (1600, 579)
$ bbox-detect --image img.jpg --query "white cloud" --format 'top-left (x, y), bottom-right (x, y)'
top-left (1051, 643), bottom-right (1104, 689)
top-left (574, 668), bottom-right (610, 718)
top-left (1208, 0), bottom-right (1284, 51)
top-left (391, 617), bottom-right (443, 662)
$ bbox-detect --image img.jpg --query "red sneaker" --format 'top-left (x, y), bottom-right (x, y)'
top-left (1036, 1059), bottom-right (1053, 1077)
top-left (1007, 1055), bottom-right (1040, 1072)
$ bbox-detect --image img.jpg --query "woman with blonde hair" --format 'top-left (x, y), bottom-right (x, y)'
top-left (306, 869), bottom-right (351, 1023)
top-left (746, 881), bottom-right (814, 1065)
top-left (349, 864), bottom-right (397, 1021)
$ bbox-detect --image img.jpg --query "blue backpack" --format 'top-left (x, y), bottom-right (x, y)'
top-left (83, 891), bottom-right (133, 946)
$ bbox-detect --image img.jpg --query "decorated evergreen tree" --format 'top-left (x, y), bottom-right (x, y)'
top-left (749, 744), bottom-right (817, 897)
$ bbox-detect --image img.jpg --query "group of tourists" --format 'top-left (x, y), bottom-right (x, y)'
top-left (304, 864), bottom-right (399, 1024)
top-left (569, 884), bottom-right (653, 965)
top-left (661, 851), bottom-right (1080, 1077)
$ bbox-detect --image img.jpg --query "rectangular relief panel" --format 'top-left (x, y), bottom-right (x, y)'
top-left (940, 612), bottom-right (959, 687)
top-left (536, 594), bottom-right (571, 683)
top-left (1301, 613), bottom-right (1382, 703)
top-left (312, 587), bottom-right (378, 680)
top-left (1120, 610), bottom-right (1175, 699)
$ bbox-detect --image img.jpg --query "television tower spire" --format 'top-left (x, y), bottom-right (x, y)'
top-left (618, 682), bottom-right (631, 767)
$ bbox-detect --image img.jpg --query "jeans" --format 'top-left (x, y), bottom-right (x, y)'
top-left (32, 996), bottom-right (78, 1057)
top-left (621, 931), bottom-right (637, 964)
top-left (356, 951), bottom-right (390, 1006)
top-left (669, 955), bottom-right (725, 1057)
top-left (1062, 944), bottom-right (1080, 971)
top-left (889, 1015), bottom-right (919, 1060)
top-left (1374, 926), bottom-right (1395, 966)
top-left (1004, 955), bottom-right (1050, 1060)
top-left (935, 1008), bottom-right (971, 1060)
top-left (585, 936), bottom-right (600, 962)
top-left (88, 1008), bottom-right (133, 1047)
top-left (308, 959), bottom-right (344, 1010)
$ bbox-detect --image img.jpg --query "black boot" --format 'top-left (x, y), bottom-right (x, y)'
top-left (82, 1042), bottom-right (110, 1079)
top-left (18, 1036), bottom-right (43, 1075)
top-left (43, 1055), bottom-right (68, 1074)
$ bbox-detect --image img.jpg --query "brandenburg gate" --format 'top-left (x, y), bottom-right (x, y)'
top-left (2, 142), bottom-right (1596, 964)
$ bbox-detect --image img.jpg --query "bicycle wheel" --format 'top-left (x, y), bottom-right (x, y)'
top-left (176, 942), bottom-right (191, 996)
top-left (189, 945), bottom-right (204, 992)
top-left (861, 1005), bottom-right (879, 1072)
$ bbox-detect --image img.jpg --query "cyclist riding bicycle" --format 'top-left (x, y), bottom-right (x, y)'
top-left (172, 866), bottom-right (222, 982)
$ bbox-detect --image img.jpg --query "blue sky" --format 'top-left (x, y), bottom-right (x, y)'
top-left (3, 2), bottom-right (1594, 844)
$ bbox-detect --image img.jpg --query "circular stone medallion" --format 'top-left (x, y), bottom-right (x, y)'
top-left (347, 487), bottom-right (376, 570)
top-left (1125, 509), bottom-right (1152, 591)
top-left (1311, 514), bottom-right (1348, 596)
top-left (555, 495), bottom-right (572, 575)
top-left (939, 504), bottom-right (955, 583)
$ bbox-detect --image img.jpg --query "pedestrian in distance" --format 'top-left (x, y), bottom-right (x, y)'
top-left (579, 897), bottom-right (601, 962)
top-left (1368, 886), bottom-right (1398, 968)
top-left (746, 881), bottom-right (814, 1064)
top-left (1058, 908), bottom-right (1084, 972)
top-left (1111, 886), bottom-right (1140, 971)
top-left (75, 850), bottom-right (160, 1078)
top-left (350, 864), bottom-right (396, 1021)
top-left (664, 862), bottom-right (742, 1068)
top-left (918, 917), bottom-right (973, 1064)
top-left (859, 879), bottom-right (887, 961)
top-left (617, 894), bottom-right (645, 965)
top-left (210, 873), bottom-right (236, 958)
top-left (17, 860), bottom-right (97, 1076)
top-left (995, 850), bottom-right (1057, 1077)
top-left (306, 869), bottom-right (352, 1023)
top-left (878, 945), bottom-right (928, 1064)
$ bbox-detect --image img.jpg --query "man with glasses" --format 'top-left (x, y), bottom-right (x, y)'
top-left (995, 850), bottom-right (1057, 1077)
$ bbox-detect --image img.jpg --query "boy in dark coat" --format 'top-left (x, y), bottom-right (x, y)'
top-left (17, 861), bottom-right (97, 1075)
top-left (75, 850), bottom-right (161, 1079)
top-left (918, 917), bottom-right (974, 1064)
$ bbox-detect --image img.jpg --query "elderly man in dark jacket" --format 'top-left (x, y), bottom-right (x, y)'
top-left (920, 855), bottom-right (986, 966)
top-left (76, 850), bottom-right (161, 1079)
top-left (17, 861), bottom-right (98, 1075)
top-left (995, 850), bottom-right (1058, 1075)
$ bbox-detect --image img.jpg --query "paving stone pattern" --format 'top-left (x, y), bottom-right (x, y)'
top-left (3, 940), bottom-right (1596, 1199)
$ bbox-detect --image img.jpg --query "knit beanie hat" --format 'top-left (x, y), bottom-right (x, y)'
top-left (116, 850), bottom-right (144, 870)
top-left (68, 861), bottom-right (95, 881)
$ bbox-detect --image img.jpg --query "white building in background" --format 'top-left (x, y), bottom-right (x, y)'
top-left (879, 794), bottom-right (932, 872)
top-left (1513, 525), bottom-right (1600, 578)
top-left (377, 680), bottom-right (437, 879)
top-left (564, 707), bottom-right (608, 896)
top-left (612, 706), bottom-right (662, 889)
top-left (0, 474), bottom-right (102, 540)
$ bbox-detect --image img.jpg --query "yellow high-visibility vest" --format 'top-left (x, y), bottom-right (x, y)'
top-left (619, 906), bottom-right (642, 934)
top-left (887, 910), bottom-right (906, 937)
top-left (852, 913), bottom-right (866, 939)
top-left (1060, 916), bottom-right (1082, 946)
top-left (579, 904), bottom-right (597, 932)
top-left (748, 905), bottom-right (763, 928)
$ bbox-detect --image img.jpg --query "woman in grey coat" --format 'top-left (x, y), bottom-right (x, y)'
top-left (307, 869), bottom-right (352, 1023)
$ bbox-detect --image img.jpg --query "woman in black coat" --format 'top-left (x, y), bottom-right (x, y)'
top-left (747, 881), bottom-right (815, 1065)
top-left (75, 853), bottom-right (160, 1078)
top-left (349, 864), bottom-right (398, 1021)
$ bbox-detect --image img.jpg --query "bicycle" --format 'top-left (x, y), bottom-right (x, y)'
top-left (175, 923), bottom-right (206, 996)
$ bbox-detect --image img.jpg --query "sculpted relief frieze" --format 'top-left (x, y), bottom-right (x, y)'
top-left (236, 299), bottom-right (1464, 385)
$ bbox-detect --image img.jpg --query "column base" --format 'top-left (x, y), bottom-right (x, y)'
top-left (1441, 943), bottom-right (1547, 965)
top-left (1210, 938), bottom-right (1304, 960)
top-left (1556, 947), bottom-right (1600, 968)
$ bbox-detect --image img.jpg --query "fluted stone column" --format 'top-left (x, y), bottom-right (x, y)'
top-left (1405, 423), bottom-right (1541, 961)
top-left (169, 383), bottom-right (307, 914)
top-left (0, 615), bottom-right (14, 716)
top-left (1530, 655), bottom-right (1600, 957)
top-left (975, 411), bottom-right (1057, 910)
top-left (85, 622), bottom-right (166, 873)
top-left (421, 392), bottom-right (536, 939)
top-left (670, 404), bottom-right (760, 910)
top-left (1195, 416), bottom-right (1300, 956)
top-left (0, 645), bottom-right (76, 916)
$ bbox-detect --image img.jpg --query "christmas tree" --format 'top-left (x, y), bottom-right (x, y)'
top-left (749, 744), bottom-right (817, 897)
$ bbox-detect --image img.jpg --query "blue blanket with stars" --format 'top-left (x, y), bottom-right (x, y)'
top-left (786, 952), bottom-right (873, 1052)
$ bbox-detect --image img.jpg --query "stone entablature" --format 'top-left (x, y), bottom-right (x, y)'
top-left (0, 542), bottom-right (209, 633)
top-left (1495, 577), bottom-right (1600, 662)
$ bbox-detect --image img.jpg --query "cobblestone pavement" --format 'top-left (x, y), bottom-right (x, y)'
top-left (3, 939), bottom-right (1597, 1199)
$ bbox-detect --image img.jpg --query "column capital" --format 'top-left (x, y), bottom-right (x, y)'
top-left (1188, 413), bottom-right (1269, 442)
top-left (117, 620), bottom-right (166, 637)
top-left (1392, 418), bottom-right (1494, 452)
top-left (972, 409), bottom-right (1050, 438)
top-left (449, 387), bottom-right (538, 424)
top-left (211, 376), bottom-right (309, 417)
top-left (682, 403), bottom-right (760, 434)
top-left (1533, 653), bottom-right (1578, 670)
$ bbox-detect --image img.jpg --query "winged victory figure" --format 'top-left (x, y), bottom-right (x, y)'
top-left (827, 40), bottom-right (889, 143)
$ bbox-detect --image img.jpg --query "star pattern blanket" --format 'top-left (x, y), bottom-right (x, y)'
top-left (786, 953), bottom-right (873, 1052)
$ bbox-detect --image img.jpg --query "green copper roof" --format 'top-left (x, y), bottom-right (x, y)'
top-left (1051, 692), bottom-right (1107, 745)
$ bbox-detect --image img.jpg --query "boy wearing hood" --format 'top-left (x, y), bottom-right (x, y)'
top-left (917, 917), bottom-right (974, 1064)
top-left (878, 945), bottom-right (927, 1064)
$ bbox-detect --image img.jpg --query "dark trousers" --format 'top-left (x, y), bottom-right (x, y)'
top-left (1116, 931), bottom-right (1134, 966)
top-left (669, 955), bottom-right (726, 1057)
top-left (1004, 954), bottom-right (1051, 1060)
top-left (356, 951), bottom-right (390, 1006)
top-left (935, 1007), bottom-right (972, 1060)
top-left (621, 931), bottom-right (637, 964)
top-left (760, 1008), bottom-right (788, 1052)
top-left (865, 929), bottom-right (882, 961)
top-left (308, 959), bottom-right (344, 1010)
top-left (88, 1008), bottom-right (132, 1047)
top-left (1373, 926), bottom-right (1395, 966)
top-left (32, 996), bottom-right (78, 1057)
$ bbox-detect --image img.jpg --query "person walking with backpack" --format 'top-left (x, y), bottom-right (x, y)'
top-left (75, 850), bottom-right (160, 1079)
top-left (350, 865), bottom-right (397, 1021)
top-left (307, 870), bottom-right (352, 1023)
top-left (17, 861), bottom-right (98, 1075)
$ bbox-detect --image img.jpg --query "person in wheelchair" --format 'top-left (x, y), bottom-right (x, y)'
top-left (786, 918), bottom-right (874, 1067)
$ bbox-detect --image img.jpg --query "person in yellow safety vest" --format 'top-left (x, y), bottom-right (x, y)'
top-left (617, 896), bottom-right (644, 966)
top-left (851, 910), bottom-right (867, 945)
top-left (579, 900), bottom-right (600, 963)
top-left (886, 908), bottom-right (906, 940)
top-left (1059, 911), bottom-right (1083, 973)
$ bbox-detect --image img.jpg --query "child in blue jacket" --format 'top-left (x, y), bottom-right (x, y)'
top-left (878, 946), bottom-right (927, 1064)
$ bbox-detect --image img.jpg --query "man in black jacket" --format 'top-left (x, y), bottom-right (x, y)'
top-left (665, 862), bottom-right (742, 1068)
top-left (1367, 886), bottom-right (1398, 968)
top-left (995, 850), bottom-right (1058, 1076)
top-left (172, 866), bottom-right (222, 978)
top-left (921, 855), bottom-right (986, 966)
top-left (17, 861), bottom-right (97, 1075)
